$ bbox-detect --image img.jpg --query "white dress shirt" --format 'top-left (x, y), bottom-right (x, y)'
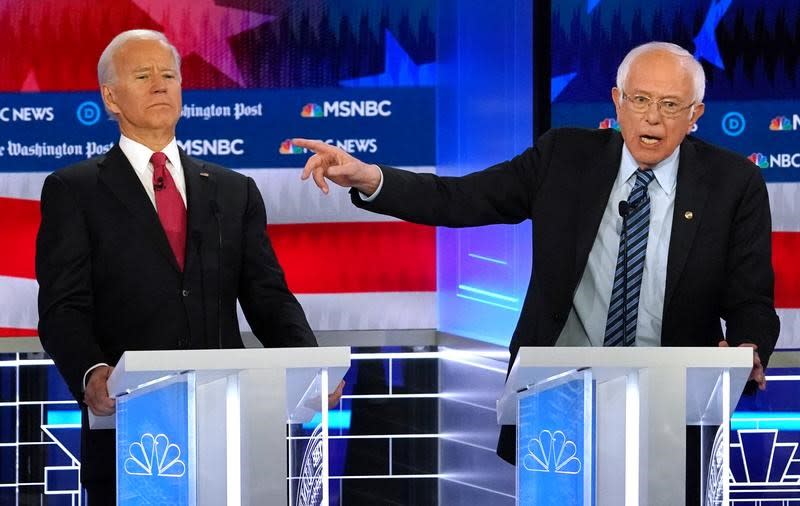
top-left (556, 144), bottom-right (679, 347)
top-left (119, 134), bottom-right (186, 207)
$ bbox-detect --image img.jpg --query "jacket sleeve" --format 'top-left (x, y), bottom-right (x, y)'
top-left (349, 129), bottom-right (559, 227)
top-left (237, 177), bottom-right (317, 348)
top-left (721, 166), bottom-right (780, 367)
top-left (36, 173), bottom-right (105, 401)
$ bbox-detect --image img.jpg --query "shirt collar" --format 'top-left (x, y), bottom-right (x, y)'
top-left (619, 143), bottom-right (679, 196)
top-left (118, 134), bottom-right (181, 175)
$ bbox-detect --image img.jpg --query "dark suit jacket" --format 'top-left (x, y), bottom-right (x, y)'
top-left (36, 144), bottom-right (316, 482)
top-left (352, 127), bottom-right (780, 463)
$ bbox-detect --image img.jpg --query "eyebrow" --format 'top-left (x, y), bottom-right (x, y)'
top-left (630, 89), bottom-right (684, 100)
top-left (131, 65), bottom-right (176, 72)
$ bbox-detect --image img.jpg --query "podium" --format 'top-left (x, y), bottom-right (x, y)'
top-left (104, 347), bottom-right (350, 506)
top-left (496, 347), bottom-right (753, 506)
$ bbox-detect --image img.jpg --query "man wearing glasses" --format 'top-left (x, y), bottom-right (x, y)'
top-left (293, 41), bottom-right (779, 475)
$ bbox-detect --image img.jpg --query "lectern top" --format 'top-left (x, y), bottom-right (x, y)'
top-left (114, 347), bottom-right (350, 373)
top-left (515, 346), bottom-right (753, 370)
top-left (107, 347), bottom-right (350, 398)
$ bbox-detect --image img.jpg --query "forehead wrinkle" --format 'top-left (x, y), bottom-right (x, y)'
top-left (130, 64), bottom-right (175, 72)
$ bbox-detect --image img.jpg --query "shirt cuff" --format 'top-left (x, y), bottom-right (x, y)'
top-left (357, 165), bottom-right (384, 202)
top-left (83, 363), bottom-right (110, 391)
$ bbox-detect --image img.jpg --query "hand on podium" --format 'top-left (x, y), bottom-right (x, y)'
top-left (719, 340), bottom-right (766, 391)
top-left (84, 365), bottom-right (116, 416)
top-left (328, 380), bottom-right (345, 409)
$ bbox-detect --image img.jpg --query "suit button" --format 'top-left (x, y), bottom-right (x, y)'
top-left (182, 289), bottom-right (190, 297)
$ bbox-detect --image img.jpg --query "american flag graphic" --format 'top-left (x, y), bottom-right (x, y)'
top-left (0, 0), bottom-right (438, 337)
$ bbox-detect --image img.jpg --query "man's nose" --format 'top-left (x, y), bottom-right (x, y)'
top-left (151, 74), bottom-right (167, 92)
top-left (644, 102), bottom-right (662, 123)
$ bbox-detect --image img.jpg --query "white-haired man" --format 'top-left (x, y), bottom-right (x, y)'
top-left (294, 41), bottom-right (779, 473)
top-left (36, 29), bottom-right (341, 503)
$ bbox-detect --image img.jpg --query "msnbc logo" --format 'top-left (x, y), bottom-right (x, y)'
top-left (748, 153), bottom-right (768, 168)
top-left (301, 100), bottom-right (391, 118)
top-left (279, 139), bottom-right (305, 155)
top-left (301, 103), bottom-right (323, 118)
top-left (598, 118), bottom-right (619, 130)
top-left (769, 115), bottom-right (796, 131)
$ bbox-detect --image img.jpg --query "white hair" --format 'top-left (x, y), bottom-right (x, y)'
top-left (616, 41), bottom-right (705, 103)
top-left (97, 29), bottom-right (181, 86)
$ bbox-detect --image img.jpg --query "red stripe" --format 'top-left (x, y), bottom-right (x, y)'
top-left (774, 231), bottom-right (800, 308)
top-left (0, 328), bottom-right (38, 337)
top-left (2, 193), bottom-right (796, 301)
top-left (269, 222), bottom-right (436, 293)
top-left (0, 197), bottom-right (39, 279)
top-left (0, 194), bottom-right (435, 292)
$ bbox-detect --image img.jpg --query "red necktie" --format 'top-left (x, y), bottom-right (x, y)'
top-left (151, 152), bottom-right (186, 270)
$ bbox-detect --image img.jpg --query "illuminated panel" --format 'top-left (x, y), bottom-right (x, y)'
top-left (729, 370), bottom-right (800, 503)
top-left (436, 0), bottom-right (534, 347)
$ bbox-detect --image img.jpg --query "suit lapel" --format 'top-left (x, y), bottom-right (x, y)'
top-left (98, 144), bottom-right (181, 272)
top-left (181, 150), bottom-right (211, 273)
top-left (573, 133), bottom-right (624, 281)
top-left (664, 139), bottom-right (709, 311)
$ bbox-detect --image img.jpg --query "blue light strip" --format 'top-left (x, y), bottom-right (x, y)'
top-left (467, 253), bottom-right (508, 265)
top-left (731, 411), bottom-right (800, 430)
top-left (302, 410), bottom-right (352, 431)
top-left (457, 284), bottom-right (519, 303)
top-left (46, 410), bottom-right (82, 425)
top-left (456, 294), bottom-right (519, 311)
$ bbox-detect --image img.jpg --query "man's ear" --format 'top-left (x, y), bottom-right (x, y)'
top-left (687, 102), bottom-right (705, 134)
top-left (611, 87), bottom-right (622, 114)
top-left (101, 84), bottom-right (119, 116)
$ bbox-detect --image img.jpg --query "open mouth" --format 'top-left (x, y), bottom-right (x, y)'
top-left (639, 134), bottom-right (662, 145)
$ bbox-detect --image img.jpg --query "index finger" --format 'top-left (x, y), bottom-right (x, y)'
top-left (292, 138), bottom-right (335, 155)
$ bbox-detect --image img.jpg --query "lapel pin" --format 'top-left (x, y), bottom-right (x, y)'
top-left (684, 211), bottom-right (694, 220)
top-left (200, 172), bottom-right (209, 178)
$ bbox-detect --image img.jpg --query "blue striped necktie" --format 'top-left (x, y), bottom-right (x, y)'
top-left (604, 169), bottom-right (656, 346)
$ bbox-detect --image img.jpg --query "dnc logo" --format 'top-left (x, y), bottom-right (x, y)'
top-left (522, 430), bottom-right (582, 475)
top-left (769, 115), bottom-right (798, 131)
top-left (124, 433), bottom-right (186, 478)
top-left (748, 153), bottom-right (769, 168)
top-left (279, 139), bottom-right (305, 155)
top-left (301, 103), bottom-right (323, 118)
top-left (598, 118), bottom-right (620, 131)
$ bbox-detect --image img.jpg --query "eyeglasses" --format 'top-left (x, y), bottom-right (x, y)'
top-left (621, 92), bottom-right (695, 118)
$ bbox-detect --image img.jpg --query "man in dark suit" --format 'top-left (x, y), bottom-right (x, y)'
top-left (293, 41), bottom-right (779, 467)
top-left (36, 30), bottom-right (340, 503)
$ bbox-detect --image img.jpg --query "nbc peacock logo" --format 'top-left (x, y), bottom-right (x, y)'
top-left (124, 433), bottom-right (186, 478)
top-left (522, 429), bottom-right (582, 475)
top-left (279, 139), bottom-right (305, 155)
top-left (769, 116), bottom-right (793, 131)
top-left (598, 118), bottom-right (620, 131)
top-left (301, 103), bottom-right (323, 118)
top-left (748, 153), bottom-right (769, 169)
